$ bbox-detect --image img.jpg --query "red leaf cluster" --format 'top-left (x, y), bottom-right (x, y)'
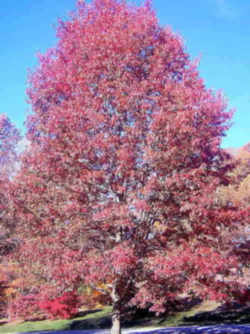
top-left (39, 291), bottom-right (80, 319)
top-left (7, 294), bottom-right (43, 321)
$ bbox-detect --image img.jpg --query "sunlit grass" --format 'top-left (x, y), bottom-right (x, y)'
top-left (0, 306), bottom-right (112, 333)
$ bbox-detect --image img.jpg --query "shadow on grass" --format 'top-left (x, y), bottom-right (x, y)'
top-left (0, 320), bottom-right (8, 326)
top-left (76, 309), bottom-right (102, 318)
top-left (70, 302), bottom-right (250, 331)
top-left (69, 315), bottom-right (112, 330)
top-left (69, 307), bottom-right (165, 330)
top-left (183, 304), bottom-right (250, 326)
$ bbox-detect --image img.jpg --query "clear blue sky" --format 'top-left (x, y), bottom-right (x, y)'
top-left (0, 0), bottom-right (249, 148)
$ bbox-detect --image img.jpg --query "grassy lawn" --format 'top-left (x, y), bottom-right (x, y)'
top-left (1, 300), bottom-right (249, 333)
top-left (0, 307), bottom-right (112, 333)
top-left (159, 300), bottom-right (220, 327)
top-left (0, 301), bottom-right (220, 333)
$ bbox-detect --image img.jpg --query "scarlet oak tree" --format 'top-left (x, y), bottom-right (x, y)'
top-left (20, 0), bottom-right (246, 332)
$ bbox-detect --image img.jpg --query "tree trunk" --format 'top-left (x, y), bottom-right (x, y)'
top-left (111, 309), bottom-right (121, 334)
top-left (111, 281), bottom-right (121, 334)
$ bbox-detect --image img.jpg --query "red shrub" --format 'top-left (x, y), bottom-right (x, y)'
top-left (39, 291), bottom-right (80, 319)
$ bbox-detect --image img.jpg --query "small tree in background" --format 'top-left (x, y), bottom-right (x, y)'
top-left (0, 114), bottom-right (20, 178)
top-left (0, 115), bottom-right (21, 318)
top-left (13, 0), bottom-right (247, 333)
top-left (0, 114), bottom-right (21, 241)
top-left (217, 143), bottom-right (250, 295)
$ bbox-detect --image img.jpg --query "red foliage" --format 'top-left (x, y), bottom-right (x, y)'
top-left (236, 288), bottom-right (250, 305)
top-left (10, 0), bottom-right (248, 332)
top-left (39, 291), bottom-right (80, 319)
top-left (7, 291), bottom-right (80, 321)
top-left (7, 294), bottom-right (44, 321)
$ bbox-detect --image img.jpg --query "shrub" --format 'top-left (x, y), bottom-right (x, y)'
top-left (39, 291), bottom-right (80, 319)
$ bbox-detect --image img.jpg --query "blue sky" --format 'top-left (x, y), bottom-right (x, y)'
top-left (0, 0), bottom-right (249, 148)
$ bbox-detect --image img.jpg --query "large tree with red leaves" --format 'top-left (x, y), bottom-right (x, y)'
top-left (15, 0), bottom-right (247, 332)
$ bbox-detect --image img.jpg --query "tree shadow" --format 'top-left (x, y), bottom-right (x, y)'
top-left (69, 315), bottom-right (111, 330)
top-left (76, 309), bottom-right (102, 318)
top-left (183, 304), bottom-right (250, 326)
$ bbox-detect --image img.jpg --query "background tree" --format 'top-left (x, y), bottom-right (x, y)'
top-left (217, 143), bottom-right (250, 293)
top-left (16, 0), bottom-right (247, 333)
top-left (219, 143), bottom-right (250, 206)
top-left (0, 115), bottom-right (21, 318)
top-left (0, 114), bottom-right (21, 241)
top-left (0, 114), bottom-right (20, 177)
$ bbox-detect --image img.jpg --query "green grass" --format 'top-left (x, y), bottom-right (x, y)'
top-left (0, 318), bottom-right (70, 334)
top-left (0, 301), bottom-right (223, 333)
top-left (159, 300), bottom-right (220, 327)
top-left (0, 303), bottom-right (199, 334)
top-left (0, 307), bottom-right (112, 333)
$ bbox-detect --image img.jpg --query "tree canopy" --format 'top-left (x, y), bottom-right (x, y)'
top-left (7, 1), bottom-right (248, 332)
